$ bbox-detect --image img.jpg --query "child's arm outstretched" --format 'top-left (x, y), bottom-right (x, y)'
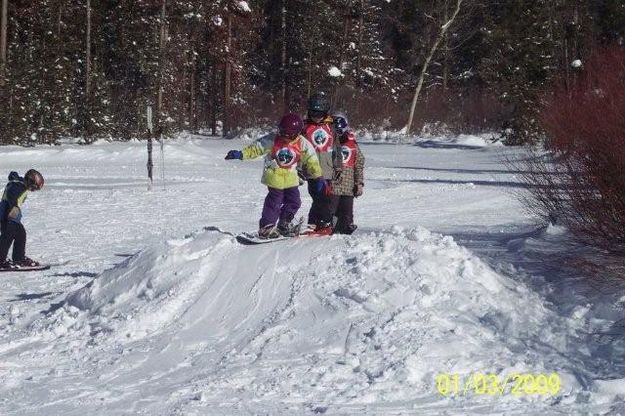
top-left (225, 135), bottom-right (275, 160)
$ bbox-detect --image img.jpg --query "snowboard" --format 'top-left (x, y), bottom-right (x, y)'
top-left (0, 264), bottom-right (51, 272)
top-left (236, 218), bottom-right (334, 245)
top-left (236, 232), bottom-right (292, 245)
top-left (236, 226), bottom-right (333, 245)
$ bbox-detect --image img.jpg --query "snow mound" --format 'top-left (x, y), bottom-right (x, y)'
top-left (19, 225), bottom-right (599, 412)
top-left (64, 232), bottom-right (237, 341)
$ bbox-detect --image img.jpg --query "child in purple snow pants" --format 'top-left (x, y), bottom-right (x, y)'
top-left (260, 187), bottom-right (301, 228)
top-left (224, 113), bottom-right (326, 236)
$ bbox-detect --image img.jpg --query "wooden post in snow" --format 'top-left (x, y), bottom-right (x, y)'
top-left (147, 106), bottom-right (154, 191)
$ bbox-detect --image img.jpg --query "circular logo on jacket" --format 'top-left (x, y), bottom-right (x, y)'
top-left (313, 128), bottom-right (329, 148)
top-left (276, 147), bottom-right (298, 168)
top-left (341, 145), bottom-right (353, 164)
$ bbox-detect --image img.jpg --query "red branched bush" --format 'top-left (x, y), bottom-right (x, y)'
top-left (226, 85), bottom-right (507, 135)
top-left (523, 45), bottom-right (625, 250)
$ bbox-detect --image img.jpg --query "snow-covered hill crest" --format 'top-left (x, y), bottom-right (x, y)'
top-left (17, 225), bottom-right (600, 413)
top-left (1, 137), bottom-right (622, 414)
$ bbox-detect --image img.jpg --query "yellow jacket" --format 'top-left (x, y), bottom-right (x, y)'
top-left (242, 133), bottom-right (322, 189)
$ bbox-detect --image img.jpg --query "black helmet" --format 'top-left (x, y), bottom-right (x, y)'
top-left (307, 92), bottom-right (330, 118)
top-left (25, 169), bottom-right (44, 191)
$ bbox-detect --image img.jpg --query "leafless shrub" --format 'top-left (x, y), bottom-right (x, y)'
top-left (515, 45), bottom-right (625, 251)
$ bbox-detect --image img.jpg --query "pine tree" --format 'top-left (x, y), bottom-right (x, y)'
top-left (478, 1), bottom-right (569, 143)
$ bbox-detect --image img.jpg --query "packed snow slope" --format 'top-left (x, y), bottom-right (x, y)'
top-left (0, 133), bottom-right (624, 415)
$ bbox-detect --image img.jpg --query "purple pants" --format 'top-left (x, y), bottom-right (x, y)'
top-left (259, 187), bottom-right (301, 228)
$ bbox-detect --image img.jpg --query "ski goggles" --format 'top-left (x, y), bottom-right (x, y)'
top-left (308, 110), bottom-right (326, 119)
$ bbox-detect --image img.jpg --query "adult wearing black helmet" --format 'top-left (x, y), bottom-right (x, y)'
top-left (301, 92), bottom-right (343, 234)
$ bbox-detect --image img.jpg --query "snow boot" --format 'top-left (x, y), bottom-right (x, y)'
top-left (312, 221), bottom-right (334, 236)
top-left (335, 224), bottom-right (358, 235)
top-left (14, 257), bottom-right (40, 268)
top-left (0, 260), bottom-right (17, 270)
top-left (277, 220), bottom-right (299, 237)
top-left (258, 225), bottom-right (281, 239)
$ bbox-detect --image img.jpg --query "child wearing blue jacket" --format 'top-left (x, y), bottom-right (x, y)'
top-left (0, 169), bottom-right (45, 269)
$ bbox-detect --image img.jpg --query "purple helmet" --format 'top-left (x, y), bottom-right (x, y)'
top-left (278, 113), bottom-right (304, 137)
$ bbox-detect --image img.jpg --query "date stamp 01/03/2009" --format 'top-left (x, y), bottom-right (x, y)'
top-left (436, 372), bottom-right (561, 397)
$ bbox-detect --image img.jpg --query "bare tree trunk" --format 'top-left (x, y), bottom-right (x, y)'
top-left (157, 0), bottom-right (167, 124)
top-left (211, 63), bottom-right (217, 135)
top-left (406, 0), bottom-right (463, 134)
top-left (223, 12), bottom-right (232, 136)
top-left (571, 4), bottom-right (580, 87)
top-left (343, 12), bottom-right (350, 98)
top-left (57, 1), bottom-right (63, 37)
top-left (355, 0), bottom-right (364, 90)
top-left (306, 48), bottom-right (312, 98)
top-left (564, 37), bottom-right (570, 92)
top-left (442, 4), bottom-right (449, 91)
top-left (85, 0), bottom-right (91, 103)
top-left (281, 2), bottom-right (287, 112)
top-left (0, 0), bottom-right (8, 86)
top-left (189, 53), bottom-right (196, 131)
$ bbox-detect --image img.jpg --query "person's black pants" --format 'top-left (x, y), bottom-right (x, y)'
top-left (307, 180), bottom-right (333, 226)
top-left (0, 221), bottom-right (26, 262)
top-left (329, 195), bottom-right (354, 232)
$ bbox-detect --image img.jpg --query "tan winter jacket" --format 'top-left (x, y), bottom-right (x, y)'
top-left (332, 134), bottom-right (365, 196)
top-left (302, 117), bottom-right (343, 180)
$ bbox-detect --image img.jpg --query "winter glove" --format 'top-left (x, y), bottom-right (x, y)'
top-left (7, 206), bottom-right (20, 220)
top-left (225, 150), bottom-right (243, 160)
top-left (354, 183), bottom-right (364, 197)
top-left (324, 181), bottom-right (333, 197)
top-left (313, 178), bottom-right (328, 196)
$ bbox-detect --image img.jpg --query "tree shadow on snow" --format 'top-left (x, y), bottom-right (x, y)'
top-left (375, 177), bottom-right (532, 189)
top-left (390, 165), bottom-right (562, 176)
top-left (358, 141), bottom-right (484, 150)
top-left (51, 271), bottom-right (99, 278)
top-left (412, 140), bottom-right (486, 150)
top-left (8, 291), bottom-right (57, 302)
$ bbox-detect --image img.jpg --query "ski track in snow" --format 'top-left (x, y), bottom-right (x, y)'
top-left (0, 136), bottom-right (624, 415)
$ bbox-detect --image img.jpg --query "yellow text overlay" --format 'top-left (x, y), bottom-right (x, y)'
top-left (436, 372), bottom-right (561, 397)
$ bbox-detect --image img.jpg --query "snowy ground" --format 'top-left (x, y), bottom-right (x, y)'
top-left (0, 133), bottom-right (624, 415)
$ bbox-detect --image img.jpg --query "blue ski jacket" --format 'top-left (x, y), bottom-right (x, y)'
top-left (0, 172), bottom-right (29, 224)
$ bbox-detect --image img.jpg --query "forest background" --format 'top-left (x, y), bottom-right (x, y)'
top-left (0, 0), bottom-right (623, 145)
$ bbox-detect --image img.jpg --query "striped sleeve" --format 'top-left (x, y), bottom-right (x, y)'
top-left (241, 134), bottom-right (274, 160)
